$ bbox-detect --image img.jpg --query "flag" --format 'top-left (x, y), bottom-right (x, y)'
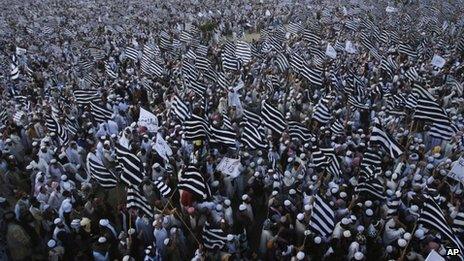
top-left (183, 114), bottom-right (210, 140)
top-left (356, 176), bottom-right (386, 200)
top-left (241, 120), bottom-right (267, 150)
top-left (418, 195), bottom-right (464, 253)
top-left (312, 98), bottom-right (332, 124)
top-left (370, 122), bottom-right (404, 158)
top-left (125, 47), bottom-right (139, 61)
top-left (300, 63), bottom-right (323, 87)
top-left (73, 90), bottom-right (101, 105)
top-left (235, 40), bottom-right (252, 64)
top-left (10, 55), bottom-right (19, 80)
top-left (209, 124), bottom-right (236, 148)
top-left (126, 186), bottom-right (153, 218)
top-left (275, 52), bottom-right (289, 72)
top-left (261, 101), bottom-right (286, 134)
top-left (45, 115), bottom-right (69, 146)
top-left (153, 177), bottom-right (172, 198)
top-left (177, 166), bottom-right (211, 200)
top-left (138, 107), bottom-right (158, 132)
top-left (288, 121), bottom-right (313, 143)
top-left (202, 221), bottom-right (227, 250)
top-left (90, 102), bottom-right (113, 124)
top-left (115, 143), bottom-right (145, 187)
top-left (309, 195), bottom-right (335, 238)
top-left (171, 96), bottom-right (190, 121)
top-left (86, 153), bottom-right (118, 188)
top-left (330, 119), bottom-right (345, 136)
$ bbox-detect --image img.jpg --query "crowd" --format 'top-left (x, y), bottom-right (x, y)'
top-left (0, 0), bottom-right (464, 260)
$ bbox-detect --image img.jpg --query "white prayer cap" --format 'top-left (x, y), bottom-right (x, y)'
top-left (50, 159), bottom-right (57, 164)
top-left (47, 239), bottom-right (57, 248)
top-left (304, 204), bottom-right (311, 211)
top-left (54, 218), bottom-right (62, 225)
top-left (297, 213), bottom-right (304, 221)
top-left (342, 218), bottom-right (350, 225)
top-left (227, 234), bottom-right (234, 241)
top-left (398, 238), bottom-right (407, 247)
top-left (153, 163), bottom-right (160, 168)
top-left (100, 135), bottom-right (106, 140)
top-left (386, 245), bottom-right (393, 253)
top-left (99, 219), bottom-right (109, 226)
top-left (242, 194), bottom-right (249, 201)
top-left (410, 205), bottom-right (419, 212)
top-left (284, 200), bottom-right (291, 206)
top-left (62, 202), bottom-right (72, 213)
top-left (239, 204), bottom-right (246, 211)
top-left (224, 199), bottom-right (231, 206)
top-left (414, 229), bottom-right (425, 239)
top-left (163, 238), bottom-right (170, 245)
top-left (271, 190), bottom-right (278, 196)
top-left (61, 175), bottom-right (67, 181)
top-left (98, 237), bottom-right (107, 243)
top-left (354, 252), bottom-right (364, 260)
top-left (364, 200), bottom-right (372, 207)
top-left (128, 228), bottom-right (136, 235)
top-left (365, 209), bottom-right (373, 217)
top-left (403, 232), bottom-right (412, 241)
top-left (343, 230), bottom-right (351, 238)
top-left (314, 236), bottom-right (322, 244)
top-left (340, 192), bottom-right (347, 198)
top-left (215, 204), bottom-right (223, 211)
top-left (289, 189), bottom-right (296, 195)
top-left (357, 225), bottom-right (365, 232)
top-left (296, 251), bottom-right (305, 260)
top-left (0, 197), bottom-right (5, 203)
top-left (287, 157), bottom-right (294, 163)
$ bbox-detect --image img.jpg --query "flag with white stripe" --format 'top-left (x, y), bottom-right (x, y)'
top-left (202, 221), bottom-right (227, 250)
top-left (261, 101), bottom-right (286, 134)
top-left (126, 186), bottom-right (153, 218)
top-left (309, 195), bottom-right (335, 238)
top-left (86, 153), bottom-right (118, 188)
top-left (90, 102), bottom-right (113, 124)
top-left (115, 143), bottom-right (145, 187)
top-left (370, 122), bottom-right (404, 158)
top-left (178, 166), bottom-right (211, 200)
top-left (241, 120), bottom-right (268, 150)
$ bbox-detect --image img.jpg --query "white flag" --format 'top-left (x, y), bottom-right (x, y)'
top-left (154, 133), bottom-right (172, 161)
top-left (425, 250), bottom-right (445, 261)
top-left (345, 41), bottom-right (357, 54)
top-left (138, 107), bottom-right (158, 132)
top-left (431, 54), bottom-right (446, 68)
top-left (325, 43), bottom-right (337, 59)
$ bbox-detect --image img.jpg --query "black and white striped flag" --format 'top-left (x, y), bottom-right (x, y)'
top-left (330, 119), bottom-right (345, 136)
top-left (312, 97), bottom-right (332, 124)
top-left (115, 143), bottom-right (145, 187)
top-left (125, 47), bottom-right (139, 61)
top-left (202, 221), bottom-right (227, 250)
top-left (90, 102), bottom-right (113, 124)
top-left (309, 195), bottom-right (335, 238)
top-left (86, 153), bottom-right (118, 188)
top-left (261, 101), bottom-right (286, 134)
top-left (126, 186), bottom-right (153, 218)
top-left (235, 40), bottom-right (252, 64)
top-left (209, 124), bottom-right (236, 148)
top-left (10, 55), bottom-right (19, 80)
top-left (369, 122), bottom-right (404, 158)
top-left (275, 52), bottom-right (289, 72)
top-left (241, 120), bottom-right (268, 150)
top-left (171, 96), bottom-right (190, 121)
top-left (73, 90), bottom-right (101, 106)
top-left (177, 166), bottom-right (211, 200)
top-left (153, 177), bottom-right (172, 198)
top-left (356, 175), bottom-right (386, 200)
top-left (418, 195), bottom-right (464, 253)
top-left (288, 121), bottom-right (313, 143)
top-left (183, 114), bottom-right (210, 141)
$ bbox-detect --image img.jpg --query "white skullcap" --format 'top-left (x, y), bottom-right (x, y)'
top-left (340, 192), bottom-right (347, 198)
top-left (98, 237), bottom-right (107, 243)
top-left (216, 204), bottom-right (223, 211)
top-left (224, 199), bottom-right (231, 206)
top-left (99, 219), bottom-right (109, 226)
top-left (386, 245), bottom-right (393, 253)
top-left (365, 209), bottom-right (374, 217)
top-left (343, 230), bottom-right (351, 238)
top-left (354, 252), bottom-right (364, 260)
top-left (357, 225), bottom-right (365, 232)
top-left (414, 229), bottom-right (425, 239)
top-left (242, 194), bottom-right (249, 201)
top-left (364, 200), bottom-right (372, 207)
top-left (60, 175), bottom-right (67, 181)
top-left (62, 202), bottom-right (72, 213)
top-left (53, 218), bottom-right (62, 225)
top-left (297, 213), bottom-right (304, 221)
top-left (314, 236), bottom-right (322, 244)
top-left (227, 234), bottom-right (234, 241)
top-left (271, 190), bottom-right (278, 196)
top-left (342, 218), bottom-right (350, 225)
top-left (296, 251), bottom-right (305, 260)
top-left (50, 159), bottom-right (57, 164)
top-left (284, 200), bottom-right (291, 206)
top-left (163, 238), bottom-right (170, 245)
top-left (153, 163), bottom-right (160, 168)
top-left (398, 238), bottom-right (407, 247)
top-left (410, 205), bottom-right (419, 212)
top-left (289, 189), bottom-right (296, 195)
top-left (47, 239), bottom-right (57, 248)
top-left (128, 228), bottom-right (136, 235)
top-left (304, 205), bottom-right (311, 211)
top-left (239, 204), bottom-right (246, 211)
top-left (404, 232), bottom-right (412, 241)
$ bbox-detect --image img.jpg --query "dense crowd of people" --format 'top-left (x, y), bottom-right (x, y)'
top-left (0, 0), bottom-right (464, 260)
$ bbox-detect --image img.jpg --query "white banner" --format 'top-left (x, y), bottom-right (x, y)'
top-left (154, 133), bottom-right (173, 161)
top-left (216, 157), bottom-right (242, 178)
top-left (448, 157), bottom-right (464, 182)
top-left (325, 43), bottom-right (337, 59)
top-left (138, 107), bottom-right (158, 132)
top-left (431, 54), bottom-right (446, 68)
top-left (345, 41), bottom-right (357, 54)
top-left (425, 250), bottom-right (445, 261)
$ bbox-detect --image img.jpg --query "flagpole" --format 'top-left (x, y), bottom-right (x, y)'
top-left (399, 222), bottom-right (418, 261)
